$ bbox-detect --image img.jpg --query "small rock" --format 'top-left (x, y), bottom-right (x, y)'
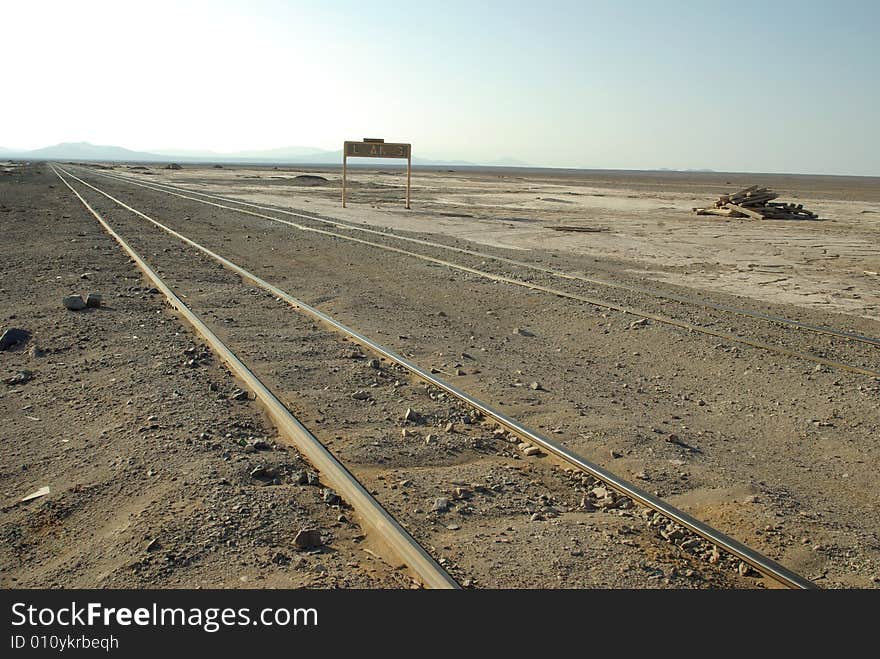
top-left (433, 497), bottom-right (449, 512)
top-left (293, 528), bottom-right (323, 550)
top-left (444, 422), bottom-right (454, 433)
top-left (629, 318), bottom-right (649, 329)
top-left (271, 551), bottom-right (290, 565)
top-left (247, 438), bottom-right (271, 451)
top-left (0, 327), bottom-right (30, 351)
top-left (522, 446), bottom-right (541, 457)
top-left (231, 389), bottom-right (250, 401)
top-left (368, 358), bottom-right (381, 369)
top-left (591, 486), bottom-right (611, 499)
top-left (512, 327), bottom-right (534, 337)
top-left (452, 487), bottom-right (471, 500)
top-left (4, 370), bottom-right (32, 385)
top-left (145, 538), bottom-right (161, 553)
top-left (322, 488), bottom-right (341, 505)
top-left (85, 293), bottom-right (102, 308)
top-left (351, 390), bottom-right (370, 400)
top-left (63, 295), bottom-right (86, 311)
top-left (529, 381), bottom-right (542, 391)
top-left (404, 408), bottom-right (420, 423)
top-left (610, 449), bottom-right (622, 458)
top-left (530, 512), bottom-right (544, 522)
top-left (660, 528), bottom-right (685, 542)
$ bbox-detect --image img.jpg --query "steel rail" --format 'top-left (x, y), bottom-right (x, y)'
top-left (75, 167), bottom-right (880, 379)
top-left (87, 167), bottom-right (880, 349)
top-left (57, 165), bottom-right (816, 590)
top-left (52, 165), bottom-right (459, 590)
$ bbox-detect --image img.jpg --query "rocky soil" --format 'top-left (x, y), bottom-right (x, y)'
top-left (3, 162), bottom-right (879, 588)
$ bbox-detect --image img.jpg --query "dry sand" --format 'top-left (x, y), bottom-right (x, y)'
top-left (148, 165), bottom-right (880, 321)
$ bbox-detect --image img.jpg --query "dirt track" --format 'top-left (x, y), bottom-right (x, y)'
top-left (2, 163), bottom-right (879, 588)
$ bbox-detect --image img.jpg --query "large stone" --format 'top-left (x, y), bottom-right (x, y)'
top-left (0, 328), bottom-right (29, 351)
top-left (293, 528), bottom-right (323, 550)
top-left (62, 295), bottom-right (86, 311)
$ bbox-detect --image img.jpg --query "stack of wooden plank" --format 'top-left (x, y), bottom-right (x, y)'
top-left (692, 185), bottom-right (819, 220)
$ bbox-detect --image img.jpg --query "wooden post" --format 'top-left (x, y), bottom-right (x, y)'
top-left (342, 153), bottom-right (347, 208)
top-left (406, 152), bottom-right (411, 210)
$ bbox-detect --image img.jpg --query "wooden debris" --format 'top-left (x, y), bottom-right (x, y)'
top-left (20, 486), bottom-right (50, 503)
top-left (549, 225), bottom-right (606, 233)
top-left (693, 185), bottom-right (820, 220)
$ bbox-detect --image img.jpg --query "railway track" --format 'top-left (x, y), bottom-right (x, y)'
top-left (54, 164), bottom-right (816, 589)
top-left (76, 166), bottom-right (880, 379)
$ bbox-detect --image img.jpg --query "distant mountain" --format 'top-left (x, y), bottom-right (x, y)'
top-left (2, 141), bottom-right (528, 167)
top-left (153, 145), bottom-right (332, 160)
top-left (485, 156), bottom-right (531, 167)
top-left (657, 167), bottom-right (716, 173)
top-left (25, 141), bottom-right (161, 161)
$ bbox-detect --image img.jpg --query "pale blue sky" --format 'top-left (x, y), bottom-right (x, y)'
top-left (4, 0), bottom-right (878, 174)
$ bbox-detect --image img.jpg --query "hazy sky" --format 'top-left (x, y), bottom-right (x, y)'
top-left (4, 0), bottom-right (879, 174)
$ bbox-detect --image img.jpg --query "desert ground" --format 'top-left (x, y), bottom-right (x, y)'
top-left (1, 161), bottom-right (878, 589)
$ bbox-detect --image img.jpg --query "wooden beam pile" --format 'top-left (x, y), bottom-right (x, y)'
top-left (692, 185), bottom-right (819, 220)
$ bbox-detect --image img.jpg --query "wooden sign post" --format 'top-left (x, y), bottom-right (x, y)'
top-left (342, 138), bottom-right (412, 209)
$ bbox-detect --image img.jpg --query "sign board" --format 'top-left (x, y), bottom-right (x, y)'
top-left (342, 139), bottom-right (412, 209)
top-left (344, 141), bottom-right (411, 159)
